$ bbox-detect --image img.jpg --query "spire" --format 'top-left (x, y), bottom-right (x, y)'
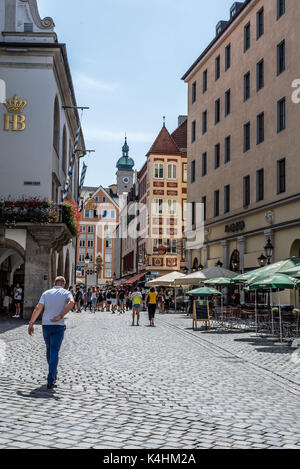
top-left (122, 135), bottom-right (129, 158)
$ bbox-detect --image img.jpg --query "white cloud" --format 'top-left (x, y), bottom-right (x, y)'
top-left (83, 127), bottom-right (155, 143)
top-left (74, 73), bottom-right (120, 93)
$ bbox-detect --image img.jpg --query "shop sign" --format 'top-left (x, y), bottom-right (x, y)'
top-left (225, 221), bottom-right (245, 233)
top-left (3, 95), bottom-right (27, 131)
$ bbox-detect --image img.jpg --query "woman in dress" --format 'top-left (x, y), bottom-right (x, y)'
top-left (13, 283), bottom-right (23, 319)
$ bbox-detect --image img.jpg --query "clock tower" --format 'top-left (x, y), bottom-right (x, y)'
top-left (116, 137), bottom-right (135, 196)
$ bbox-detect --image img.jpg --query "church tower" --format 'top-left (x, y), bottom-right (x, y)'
top-left (116, 137), bottom-right (135, 196)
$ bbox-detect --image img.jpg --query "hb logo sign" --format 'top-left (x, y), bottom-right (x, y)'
top-left (3, 94), bottom-right (27, 131)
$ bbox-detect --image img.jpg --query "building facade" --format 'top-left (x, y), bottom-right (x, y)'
top-left (183, 0), bottom-right (300, 284)
top-left (137, 118), bottom-right (188, 279)
top-left (0, 0), bottom-right (85, 317)
top-left (76, 186), bottom-right (119, 287)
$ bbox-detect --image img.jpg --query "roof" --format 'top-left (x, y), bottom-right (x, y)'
top-left (181, 0), bottom-right (252, 81)
top-left (147, 125), bottom-right (181, 156)
top-left (171, 118), bottom-right (187, 150)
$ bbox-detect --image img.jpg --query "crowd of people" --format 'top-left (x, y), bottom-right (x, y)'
top-left (66, 285), bottom-right (176, 327)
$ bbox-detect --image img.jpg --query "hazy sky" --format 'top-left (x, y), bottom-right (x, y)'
top-left (38, 0), bottom-right (235, 188)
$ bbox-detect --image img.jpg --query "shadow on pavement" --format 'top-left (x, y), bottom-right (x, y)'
top-left (17, 385), bottom-right (60, 401)
top-left (0, 317), bottom-right (27, 335)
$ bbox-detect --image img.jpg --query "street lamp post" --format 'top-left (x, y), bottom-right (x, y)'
top-left (264, 238), bottom-right (274, 265)
top-left (84, 254), bottom-right (90, 291)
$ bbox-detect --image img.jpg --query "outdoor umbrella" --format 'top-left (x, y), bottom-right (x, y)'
top-left (174, 270), bottom-right (207, 286)
top-left (233, 257), bottom-right (300, 284)
top-left (187, 287), bottom-right (222, 297)
top-left (145, 272), bottom-right (186, 287)
top-left (248, 274), bottom-right (298, 342)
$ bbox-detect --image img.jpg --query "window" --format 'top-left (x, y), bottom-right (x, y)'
top-left (154, 199), bottom-right (163, 215)
top-left (94, 197), bottom-right (99, 203)
top-left (243, 175), bottom-right (251, 207)
top-left (153, 239), bottom-right (163, 252)
top-left (110, 210), bottom-right (116, 219)
top-left (257, 8), bottom-right (264, 39)
top-left (154, 163), bottom-right (164, 179)
top-left (244, 22), bottom-right (251, 52)
top-left (277, 0), bottom-right (285, 19)
top-left (84, 210), bottom-right (90, 219)
top-left (81, 225), bottom-right (86, 233)
top-left (277, 158), bottom-right (286, 194)
top-left (102, 210), bottom-right (108, 219)
top-left (79, 254), bottom-right (85, 263)
top-left (277, 40), bottom-right (286, 75)
top-left (202, 111), bottom-right (208, 134)
top-left (106, 240), bottom-right (112, 248)
top-left (256, 169), bottom-right (264, 202)
top-left (244, 122), bottom-right (251, 152)
top-left (192, 81), bottom-right (197, 104)
top-left (214, 143), bottom-right (220, 169)
top-left (62, 126), bottom-right (67, 174)
top-left (105, 270), bottom-right (112, 279)
top-left (225, 44), bottom-right (231, 70)
top-left (191, 202), bottom-right (196, 227)
top-left (203, 69), bottom-right (208, 93)
top-left (168, 164), bottom-right (177, 180)
top-left (167, 200), bottom-right (177, 216)
top-left (79, 240), bottom-right (85, 248)
top-left (87, 240), bottom-right (94, 248)
top-left (225, 136), bottom-right (231, 163)
top-left (215, 55), bottom-right (221, 80)
top-left (257, 112), bottom-right (264, 144)
top-left (202, 153), bottom-right (207, 176)
top-left (105, 254), bottom-right (112, 263)
top-left (225, 89), bottom-right (231, 116)
top-left (191, 160), bottom-right (196, 183)
top-left (257, 59), bottom-right (264, 91)
top-left (202, 196), bottom-right (207, 222)
top-left (87, 226), bottom-right (94, 234)
top-left (183, 163), bottom-right (188, 182)
top-left (277, 98), bottom-right (286, 132)
top-left (244, 71), bottom-right (250, 101)
top-left (192, 120), bottom-right (196, 143)
top-left (167, 239), bottom-right (177, 254)
top-left (215, 99), bottom-right (221, 124)
top-left (53, 96), bottom-right (60, 156)
top-left (214, 190), bottom-right (220, 217)
top-left (24, 23), bottom-right (33, 33)
top-left (224, 185), bottom-right (230, 213)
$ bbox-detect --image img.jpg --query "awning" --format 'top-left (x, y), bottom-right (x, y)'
top-left (123, 272), bottom-right (145, 286)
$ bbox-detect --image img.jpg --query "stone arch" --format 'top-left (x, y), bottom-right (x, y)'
top-left (0, 238), bottom-right (25, 262)
top-left (290, 240), bottom-right (300, 258)
top-left (57, 250), bottom-right (64, 277)
top-left (64, 250), bottom-right (70, 287)
top-left (53, 96), bottom-right (60, 156)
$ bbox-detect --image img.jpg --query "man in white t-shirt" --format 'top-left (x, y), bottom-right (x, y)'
top-left (28, 277), bottom-right (75, 390)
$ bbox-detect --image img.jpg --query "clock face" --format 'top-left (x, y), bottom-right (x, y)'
top-left (123, 177), bottom-right (130, 184)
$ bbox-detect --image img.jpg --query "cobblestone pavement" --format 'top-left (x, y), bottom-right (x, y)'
top-left (0, 311), bottom-right (299, 449)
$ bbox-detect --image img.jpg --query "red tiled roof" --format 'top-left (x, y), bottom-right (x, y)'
top-left (171, 118), bottom-right (187, 150)
top-left (147, 126), bottom-right (180, 156)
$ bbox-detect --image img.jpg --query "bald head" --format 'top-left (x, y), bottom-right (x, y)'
top-left (55, 277), bottom-right (66, 287)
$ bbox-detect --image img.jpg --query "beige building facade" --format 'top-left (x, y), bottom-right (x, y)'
top-left (183, 0), bottom-right (300, 284)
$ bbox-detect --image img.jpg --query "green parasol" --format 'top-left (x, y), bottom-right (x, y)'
top-left (233, 258), bottom-right (300, 284)
top-left (187, 287), bottom-right (222, 297)
top-left (204, 278), bottom-right (233, 286)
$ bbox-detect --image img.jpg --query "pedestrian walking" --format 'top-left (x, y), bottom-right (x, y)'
top-left (28, 277), bottom-right (75, 390)
top-left (12, 283), bottom-right (23, 318)
top-left (91, 287), bottom-right (97, 313)
top-left (106, 289), bottom-right (111, 312)
top-left (75, 286), bottom-right (82, 313)
top-left (131, 288), bottom-right (142, 326)
top-left (85, 288), bottom-right (92, 311)
top-left (147, 287), bottom-right (158, 327)
top-left (157, 289), bottom-right (165, 314)
top-left (110, 288), bottom-right (117, 314)
top-left (97, 290), bottom-right (104, 311)
top-left (118, 288), bottom-right (126, 314)
top-left (2, 282), bottom-right (11, 315)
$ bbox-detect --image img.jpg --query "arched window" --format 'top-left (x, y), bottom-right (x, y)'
top-left (62, 126), bottom-right (67, 174)
top-left (53, 96), bottom-right (60, 156)
top-left (230, 250), bottom-right (240, 272)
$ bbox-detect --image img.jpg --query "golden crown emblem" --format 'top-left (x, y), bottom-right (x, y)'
top-left (4, 95), bottom-right (27, 114)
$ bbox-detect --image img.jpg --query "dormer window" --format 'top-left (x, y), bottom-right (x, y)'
top-left (24, 23), bottom-right (33, 33)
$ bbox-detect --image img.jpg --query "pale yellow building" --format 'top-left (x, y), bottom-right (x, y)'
top-left (183, 0), bottom-right (300, 288)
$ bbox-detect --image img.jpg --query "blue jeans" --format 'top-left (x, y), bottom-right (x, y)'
top-left (42, 326), bottom-right (66, 385)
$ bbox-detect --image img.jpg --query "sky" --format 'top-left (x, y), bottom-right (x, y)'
top-left (38, 0), bottom-right (235, 188)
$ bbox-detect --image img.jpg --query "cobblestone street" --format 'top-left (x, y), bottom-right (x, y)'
top-left (0, 311), bottom-right (299, 450)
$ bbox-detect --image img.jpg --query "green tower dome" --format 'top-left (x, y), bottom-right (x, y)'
top-left (116, 137), bottom-right (135, 171)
